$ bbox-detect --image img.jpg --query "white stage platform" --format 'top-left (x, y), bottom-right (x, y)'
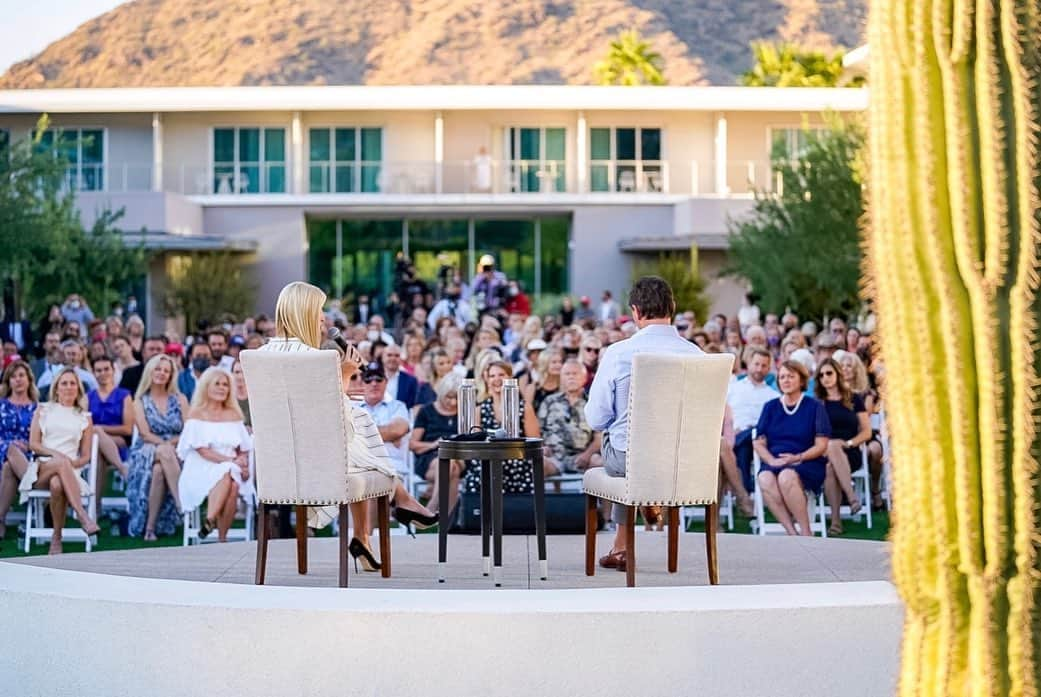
top-left (0, 533), bottom-right (902, 696)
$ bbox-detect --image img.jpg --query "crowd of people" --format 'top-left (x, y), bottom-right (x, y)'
top-left (0, 260), bottom-right (886, 556)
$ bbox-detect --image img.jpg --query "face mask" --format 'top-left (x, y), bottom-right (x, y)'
top-left (113, 307), bottom-right (124, 317)
top-left (192, 357), bottom-right (211, 374)
top-left (445, 293), bottom-right (460, 301)
top-left (367, 330), bottom-right (380, 341)
top-left (70, 301), bottom-right (81, 310)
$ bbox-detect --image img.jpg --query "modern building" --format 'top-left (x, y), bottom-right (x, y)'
top-left (0, 85), bottom-right (867, 328)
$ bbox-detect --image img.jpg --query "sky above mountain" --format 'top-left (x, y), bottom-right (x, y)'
top-left (0, 0), bottom-right (126, 73)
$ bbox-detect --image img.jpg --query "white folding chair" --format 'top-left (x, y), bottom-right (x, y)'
top-left (749, 429), bottom-right (827, 537)
top-left (23, 434), bottom-right (100, 552)
top-left (683, 490), bottom-right (734, 532)
top-left (872, 411), bottom-right (893, 510)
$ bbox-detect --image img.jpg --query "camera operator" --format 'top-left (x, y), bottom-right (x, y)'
top-left (471, 254), bottom-right (508, 315)
top-left (427, 280), bottom-right (473, 330)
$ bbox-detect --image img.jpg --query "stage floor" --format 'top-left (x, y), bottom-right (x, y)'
top-left (6, 531), bottom-right (890, 589)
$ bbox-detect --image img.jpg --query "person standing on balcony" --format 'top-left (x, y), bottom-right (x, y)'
top-left (472, 146), bottom-right (493, 193)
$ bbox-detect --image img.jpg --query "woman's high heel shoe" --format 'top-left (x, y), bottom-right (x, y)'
top-left (348, 537), bottom-right (381, 573)
top-left (393, 507), bottom-right (439, 537)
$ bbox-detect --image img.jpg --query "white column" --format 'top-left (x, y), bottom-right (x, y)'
top-left (151, 112), bottom-right (163, 192)
top-left (434, 111), bottom-right (444, 193)
top-left (576, 111), bottom-right (587, 194)
top-left (291, 112), bottom-right (304, 194)
top-left (714, 112), bottom-right (728, 195)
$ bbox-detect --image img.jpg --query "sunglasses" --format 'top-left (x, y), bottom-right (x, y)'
top-left (583, 347), bottom-right (600, 353)
top-left (819, 370), bottom-right (836, 377)
top-left (363, 375), bottom-right (385, 384)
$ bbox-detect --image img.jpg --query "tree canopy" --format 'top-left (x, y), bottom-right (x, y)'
top-left (740, 42), bottom-right (864, 87)
top-left (593, 30), bottom-right (667, 86)
top-left (725, 117), bottom-right (865, 321)
top-left (0, 117), bottom-right (147, 320)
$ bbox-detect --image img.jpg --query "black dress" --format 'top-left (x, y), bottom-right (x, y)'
top-left (412, 403), bottom-right (458, 478)
top-left (824, 393), bottom-right (866, 471)
top-left (462, 397), bottom-right (534, 495)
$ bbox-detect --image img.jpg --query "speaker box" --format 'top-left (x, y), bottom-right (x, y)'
top-left (451, 492), bottom-right (602, 535)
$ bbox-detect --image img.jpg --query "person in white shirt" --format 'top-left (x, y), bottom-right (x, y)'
top-left (585, 277), bottom-right (702, 572)
top-left (38, 340), bottom-right (98, 396)
top-left (726, 347), bottom-right (779, 492)
top-left (471, 146), bottom-right (493, 192)
top-left (427, 281), bottom-right (473, 330)
top-left (737, 293), bottom-right (761, 333)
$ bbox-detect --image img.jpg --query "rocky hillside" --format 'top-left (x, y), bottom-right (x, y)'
top-left (0, 0), bottom-right (866, 88)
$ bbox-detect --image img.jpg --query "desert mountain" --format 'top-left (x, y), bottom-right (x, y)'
top-left (0, 0), bottom-right (866, 88)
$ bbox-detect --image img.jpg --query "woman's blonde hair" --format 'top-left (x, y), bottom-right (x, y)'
top-left (474, 347), bottom-right (506, 400)
top-left (190, 367), bottom-right (244, 419)
top-left (840, 352), bottom-right (870, 394)
top-left (135, 354), bottom-right (182, 401)
top-left (48, 368), bottom-right (88, 412)
top-left (0, 360), bottom-right (39, 403)
top-left (275, 281), bottom-right (326, 349)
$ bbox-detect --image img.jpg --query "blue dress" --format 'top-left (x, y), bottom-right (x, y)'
top-left (126, 394), bottom-right (184, 537)
top-left (0, 399), bottom-right (37, 465)
top-left (88, 387), bottom-right (132, 459)
top-left (755, 396), bottom-right (831, 493)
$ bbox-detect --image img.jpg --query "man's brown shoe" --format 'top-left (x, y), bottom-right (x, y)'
top-left (599, 549), bottom-right (627, 570)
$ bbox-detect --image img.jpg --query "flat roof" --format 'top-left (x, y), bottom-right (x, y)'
top-left (618, 233), bottom-right (731, 251)
top-left (120, 231), bottom-right (257, 252)
top-left (0, 85), bottom-right (868, 114)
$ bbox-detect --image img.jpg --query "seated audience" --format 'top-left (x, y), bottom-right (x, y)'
top-left (754, 361), bottom-right (831, 536)
top-left (523, 347), bottom-right (563, 414)
top-left (726, 347), bottom-right (779, 491)
top-left (127, 354), bottom-right (188, 540)
top-left (410, 373), bottom-right (463, 515)
top-left (19, 369), bottom-right (100, 553)
top-left (381, 343), bottom-right (419, 409)
top-left (231, 359), bottom-right (252, 430)
top-left (814, 359), bottom-right (867, 534)
top-left (0, 361), bottom-right (40, 544)
top-left (463, 360), bottom-right (541, 496)
top-left (178, 340), bottom-right (213, 400)
top-left (38, 339), bottom-right (99, 395)
top-left (110, 335), bottom-right (139, 382)
top-left (119, 336), bottom-right (166, 394)
top-left (87, 356), bottom-right (133, 515)
top-left (538, 359), bottom-right (599, 476)
top-left (177, 368), bottom-right (254, 542)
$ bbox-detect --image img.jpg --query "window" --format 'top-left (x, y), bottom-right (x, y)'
top-left (0, 130), bottom-right (8, 172)
top-left (770, 127), bottom-right (824, 161)
top-left (589, 127), bottom-right (663, 192)
top-left (35, 128), bottom-right (105, 191)
top-left (213, 127), bottom-right (286, 194)
top-left (308, 127), bottom-right (382, 193)
top-left (507, 127), bottom-right (565, 193)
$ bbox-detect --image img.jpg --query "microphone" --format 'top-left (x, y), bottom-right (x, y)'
top-left (327, 326), bottom-right (351, 353)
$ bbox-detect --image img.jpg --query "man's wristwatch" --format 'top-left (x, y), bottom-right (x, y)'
top-left (844, 439), bottom-right (853, 448)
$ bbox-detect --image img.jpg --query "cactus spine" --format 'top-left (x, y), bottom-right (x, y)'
top-left (868, 1), bottom-right (1041, 695)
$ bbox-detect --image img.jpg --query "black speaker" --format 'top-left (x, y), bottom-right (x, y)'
top-left (451, 492), bottom-right (601, 534)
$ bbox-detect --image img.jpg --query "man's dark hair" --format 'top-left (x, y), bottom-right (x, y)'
top-left (144, 335), bottom-right (167, 346)
top-left (627, 276), bottom-right (675, 320)
top-left (91, 355), bottom-right (114, 369)
top-left (189, 340), bottom-right (212, 357)
top-left (206, 328), bottom-right (228, 342)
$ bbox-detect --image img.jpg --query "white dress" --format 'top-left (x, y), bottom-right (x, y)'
top-left (176, 419), bottom-right (255, 511)
top-left (18, 403), bottom-right (91, 504)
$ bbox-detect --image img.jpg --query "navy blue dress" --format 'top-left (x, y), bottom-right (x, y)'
top-left (755, 396), bottom-right (831, 493)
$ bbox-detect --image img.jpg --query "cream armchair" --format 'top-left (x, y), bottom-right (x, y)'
top-left (240, 349), bottom-right (396, 587)
top-left (583, 352), bottom-right (734, 587)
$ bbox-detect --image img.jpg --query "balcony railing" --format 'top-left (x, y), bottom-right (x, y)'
top-left (73, 160), bottom-right (788, 196)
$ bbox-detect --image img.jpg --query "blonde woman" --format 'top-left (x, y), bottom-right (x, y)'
top-left (260, 282), bottom-right (437, 572)
top-left (19, 369), bottom-right (100, 553)
top-left (127, 354), bottom-right (188, 540)
top-left (177, 368), bottom-right (253, 542)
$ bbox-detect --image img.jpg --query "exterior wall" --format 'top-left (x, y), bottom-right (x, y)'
top-left (699, 249), bottom-right (748, 317)
top-left (202, 205), bottom-right (307, 313)
top-left (75, 191), bottom-right (203, 236)
top-left (570, 204), bottom-right (676, 302)
top-left (725, 111), bottom-right (829, 193)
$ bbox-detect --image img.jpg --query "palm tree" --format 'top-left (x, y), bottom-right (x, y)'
top-left (593, 31), bottom-right (666, 86)
top-left (740, 42), bottom-right (860, 87)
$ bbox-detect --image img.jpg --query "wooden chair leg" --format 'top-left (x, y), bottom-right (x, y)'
top-left (377, 495), bottom-right (392, 579)
top-left (667, 506), bottom-right (679, 573)
top-left (585, 494), bottom-right (597, 576)
top-left (338, 504), bottom-right (349, 588)
top-left (295, 505), bottom-right (308, 575)
top-left (706, 502), bottom-right (719, 585)
top-left (254, 502), bottom-right (268, 585)
top-left (625, 505), bottom-right (636, 588)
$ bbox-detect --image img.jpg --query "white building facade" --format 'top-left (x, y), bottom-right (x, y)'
top-left (0, 85), bottom-right (867, 326)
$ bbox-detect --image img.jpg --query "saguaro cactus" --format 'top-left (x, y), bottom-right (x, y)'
top-left (867, 1), bottom-right (1041, 695)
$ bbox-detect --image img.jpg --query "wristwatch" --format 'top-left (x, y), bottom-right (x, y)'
top-left (844, 439), bottom-right (853, 448)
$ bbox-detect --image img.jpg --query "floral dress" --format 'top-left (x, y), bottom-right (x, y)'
top-left (126, 394), bottom-right (184, 537)
top-left (462, 397), bottom-right (534, 495)
top-left (0, 399), bottom-right (36, 465)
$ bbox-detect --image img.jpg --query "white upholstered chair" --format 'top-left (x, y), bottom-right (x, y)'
top-left (582, 352), bottom-right (734, 587)
top-left (240, 349), bottom-right (396, 587)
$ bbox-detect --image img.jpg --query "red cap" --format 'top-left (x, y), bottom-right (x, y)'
top-left (580, 296), bottom-right (591, 304)
top-left (164, 343), bottom-right (184, 356)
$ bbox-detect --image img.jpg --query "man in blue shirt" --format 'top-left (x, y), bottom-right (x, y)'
top-left (357, 361), bottom-right (411, 476)
top-left (584, 276), bottom-right (703, 571)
